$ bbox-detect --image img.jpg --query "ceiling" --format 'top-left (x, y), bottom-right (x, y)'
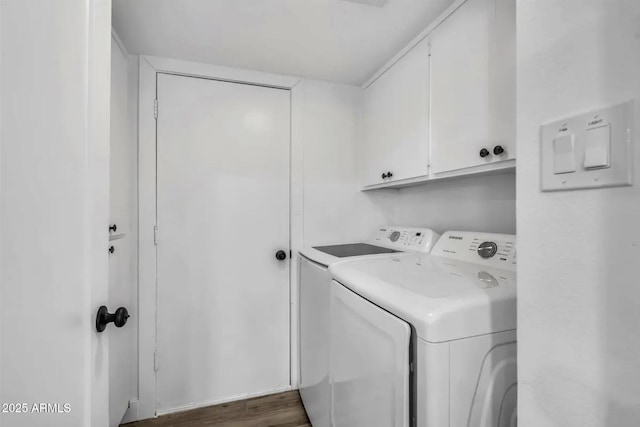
top-left (112, 0), bottom-right (454, 86)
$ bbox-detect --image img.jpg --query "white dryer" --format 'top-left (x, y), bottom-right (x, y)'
top-left (298, 227), bottom-right (440, 427)
top-left (329, 231), bottom-right (517, 427)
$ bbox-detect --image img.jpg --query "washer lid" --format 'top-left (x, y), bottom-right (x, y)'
top-left (299, 226), bottom-right (440, 267)
top-left (329, 252), bottom-right (516, 343)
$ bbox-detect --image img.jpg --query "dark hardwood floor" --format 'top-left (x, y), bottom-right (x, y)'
top-left (122, 390), bottom-right (311, 427)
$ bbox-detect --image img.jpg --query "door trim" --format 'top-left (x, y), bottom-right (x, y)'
top-left (138, 56), bottom-right (302, 420)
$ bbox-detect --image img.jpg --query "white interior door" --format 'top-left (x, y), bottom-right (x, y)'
top-left (107, 35), bottom-right (136, 426)
top-left (156, 73), bottom-right (291, 413)
top-left (330, 281), bottom-right (411, 427)
top-left (0, 2), bottom-right (111, 426)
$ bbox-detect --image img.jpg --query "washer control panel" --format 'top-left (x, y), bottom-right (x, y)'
top-left (431, 231), bottom-right (516, 270)
top-left (369, 227), bottom-right (441, 253)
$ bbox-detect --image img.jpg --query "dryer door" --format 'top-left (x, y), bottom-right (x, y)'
top-left (330, 280), bottom-right (411, 427)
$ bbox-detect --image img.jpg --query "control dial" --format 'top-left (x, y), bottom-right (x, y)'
top-left (477, 241), bottom-right (498, 259)
top-left (389, 231), bottom-right (401, 242)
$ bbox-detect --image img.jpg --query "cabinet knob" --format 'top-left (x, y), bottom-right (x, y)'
top-left (493, 145), bottom-right (505, 155)
top-left (479, 148), bottom-right (490, 158)
top-left (387, 171), bottom-right (393, 178)
top-left (109, 224), bottom-right (117, 233)
top-left (381, 172), bottom-right (388, 179)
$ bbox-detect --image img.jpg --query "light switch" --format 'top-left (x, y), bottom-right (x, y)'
top-left (553, 134), bottom-right (576, 174)
top-left (541, 101), bottom-right (633, 191)
top-left (584, 124), bottom-right (611, 169)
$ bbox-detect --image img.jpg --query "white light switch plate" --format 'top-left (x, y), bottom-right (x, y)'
top-left (540, 100), bottom-right (634, 191)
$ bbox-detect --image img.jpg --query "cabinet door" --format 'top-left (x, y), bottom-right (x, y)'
top-left (430, 0), bottom-right (515, 174)
top-left (361, 38), bottom-right (430, 186)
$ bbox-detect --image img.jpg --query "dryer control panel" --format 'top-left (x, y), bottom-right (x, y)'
top-left (369, 227), bottom-right (441, 254)
top-left (431, 231), bottom-right (517, 271)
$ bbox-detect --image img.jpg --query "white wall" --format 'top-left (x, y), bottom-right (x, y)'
top-left (293, 79), bottom-right (397, 247)
top-left (517, 0), bottom-right (640, 425)
top-left (392, 173), bottom-right (516, 235)
top-left (0, 1), bottom-right (111, 426)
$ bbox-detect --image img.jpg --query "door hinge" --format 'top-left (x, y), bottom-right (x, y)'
top-left (154, 225), bottom-right (159, 245)
top-left (154, 350), bottom-right (158, 372)
top-left (154, 99), bottom-right (158, 119)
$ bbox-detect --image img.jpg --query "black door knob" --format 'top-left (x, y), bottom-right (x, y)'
top-left (109, 224), bottom-right (117, 232)
top-left (96, 306), bottom-right (130, 332)
top-left (275, 250), bottom-right (287, 261)
top-left (479, 148), bottom-right (490, 158)
top-left (493, 145), bottom-right (505, 155)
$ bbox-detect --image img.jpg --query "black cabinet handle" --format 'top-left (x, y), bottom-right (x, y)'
top-left (493, 145), bottom-right (505, 155)
top-left (381, 172), bottom-right (388, 179)
top-left (387, 171), bottom-right (393, 178)
top-left (108, 246), bottom-right (115, 254)
top-left (96, 306), bottom-right (130, 332)
top-left (275, 250), bottom-right (287, 261)
top-left (479, 148), bottom-right (490, 158)
top-left (109, 224), bottom-right (117, 233)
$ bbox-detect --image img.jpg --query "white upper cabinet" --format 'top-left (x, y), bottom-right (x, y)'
top-left (361, 37), bottom-right (430, 187)
top-left (429, 0), bottom-right (516, 175)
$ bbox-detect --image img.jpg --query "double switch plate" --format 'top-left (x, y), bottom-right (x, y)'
top-left (540, 100), bottom-right (634, 191)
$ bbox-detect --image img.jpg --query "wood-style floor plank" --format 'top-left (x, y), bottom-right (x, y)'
top-left (122, 391), bottom-right (311, 427)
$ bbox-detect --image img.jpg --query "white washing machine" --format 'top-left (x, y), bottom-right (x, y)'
top-left (298, 227), bottom-right (440, 427)
top-left (329, 231), bottom-right (517, 427)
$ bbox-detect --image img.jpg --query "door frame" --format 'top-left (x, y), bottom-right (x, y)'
top-left (138, 55), bottom-right (302, 420)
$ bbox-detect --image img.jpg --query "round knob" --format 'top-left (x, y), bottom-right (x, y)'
top-left (96, 306), bottom-right (130, 332)
top-left (479, 148), bottom-right (490, 158)
top-left (381, 172), bottom-right (388, 179)
top-left (108, 246), bottom-right (115, 254)
top-left (275, 250), bottom-right (287, 261)
top-left (493, 145), bottom-right (505, 155)
top-left (109, 224), bottom-right (117, 232)
top-left (113, 307), bottom-right (130, 328)
top-left (387, 171), bottom-right (393, 178)
top-left (477, 241), bottom-right (498, 259)
top-left (389, 231), bottom-right (401, 242)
